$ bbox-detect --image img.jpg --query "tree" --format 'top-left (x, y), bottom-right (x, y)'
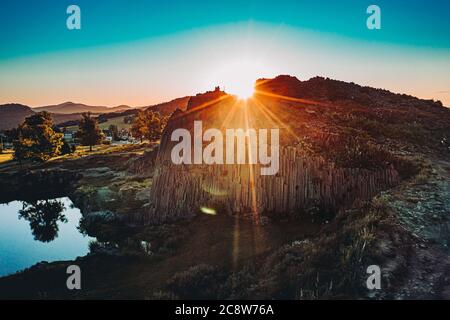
top-left (61, 139), bottom-right (74, 155)
top-left (0, 132), bottom-right (5, 154)
top-left (131, 110), bottom-right (148, 143)
top-left (108, 124), bottom-right (119, 141)
top-left (13, 112), bottom-right (63, 162)
top-left (144, 111), bottom-right (167, 142)
top-left (124, 115), bottom-right (133, 124)
top-left (78, 113), bottom-right (103, 151)
top-left (131, 110), bottom-right (167, 143)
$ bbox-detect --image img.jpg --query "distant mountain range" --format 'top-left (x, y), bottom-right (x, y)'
top-left (32, 102), bottom-right (132, 114)
top-left (0, 97), bottom-right (191, 131)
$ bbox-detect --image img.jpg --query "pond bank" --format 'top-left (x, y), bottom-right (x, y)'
top-left (0, 197), bottom-right (93, 277)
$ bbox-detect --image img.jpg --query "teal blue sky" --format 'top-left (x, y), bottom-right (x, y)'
top-left (1, 0), bottom-right (450, 59)
top-left (0, 0), bottom-right (449, 106)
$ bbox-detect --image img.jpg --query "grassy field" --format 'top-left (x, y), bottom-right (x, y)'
top-left (0, 143), bottom-right (146, 173)
top-left (0, 150), bottom-right (13, 164)
top-left (1, 145), bottom-right (123, 166)
top-left (49, 144), bottom-right (144, 162)
top-left (63, 116), bottom-right (132, 132)
top-left (99, 116), bottom-right (132, 130)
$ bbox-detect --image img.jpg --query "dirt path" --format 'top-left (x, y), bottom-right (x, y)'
top-left (386, 154), bottom-right (450, 299)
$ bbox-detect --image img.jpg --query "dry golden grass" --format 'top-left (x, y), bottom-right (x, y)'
top-left (99, 116), bottom-right (131, 130)
top-left (0, 150), bottom-right (13, 164)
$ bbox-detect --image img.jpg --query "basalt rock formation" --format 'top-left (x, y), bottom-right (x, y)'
top-left (143, 147), bottom-right (399, 224)
top-left (138, 76), bottom-right (436, 224)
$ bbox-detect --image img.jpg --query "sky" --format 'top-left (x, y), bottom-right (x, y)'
top-left (0, 0), bottom-right (449, 107)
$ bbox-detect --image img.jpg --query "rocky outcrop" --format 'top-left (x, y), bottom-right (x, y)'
top-left (141, 147), bottom-right (399, 224)
top-left (139, 82), bottom-right (411, 225)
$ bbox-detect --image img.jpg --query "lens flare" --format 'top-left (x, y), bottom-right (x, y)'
top-left (200, 207), bottom-right (217, 215)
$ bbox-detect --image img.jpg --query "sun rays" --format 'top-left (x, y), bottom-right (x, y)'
top-left (186, 85), bottom-right (313, 270)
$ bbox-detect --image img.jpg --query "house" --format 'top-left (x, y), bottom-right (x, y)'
top-left (102, 129), bottom-right (113, 142)
top-left (63, 132), bottom-right (75, 142)
top-left (0, 133), bottom-right (13, 149)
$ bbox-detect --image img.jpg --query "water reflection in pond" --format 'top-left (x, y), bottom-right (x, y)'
top-left (0, 197), bottom-right (94, 277)
top-left (19, 199), bottom-right (68, 242)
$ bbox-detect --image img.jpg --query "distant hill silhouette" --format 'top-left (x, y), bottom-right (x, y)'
top-left (0, 103), bottom-right (94, 130)
top-left (33, 102), bottom-right (132, 114)
top-left (59, 97), bottom-right (191, 128)
top-left (0, 104), bottom-right (35, 130)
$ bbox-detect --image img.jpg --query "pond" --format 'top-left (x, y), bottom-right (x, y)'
top-left (0, 197), bottom-right (94, 277)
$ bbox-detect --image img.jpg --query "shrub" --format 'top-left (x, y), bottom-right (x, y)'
top-left (391, 156), bottom-right (420, 180)
top-left (60, 139), bottom-right (73, 155)
top-left (166, 264), bottom-right (223, 299)
top-left (315, 135), bottom-right (394, 170)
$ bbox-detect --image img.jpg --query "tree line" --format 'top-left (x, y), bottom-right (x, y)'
top-left (9, 109), bottom-right (167, 163)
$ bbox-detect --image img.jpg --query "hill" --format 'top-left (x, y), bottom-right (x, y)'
top-left (144, 96), bottom-right (190, 115)
top-left (0, 103), bottom-right (88, 130)
top-left (59, 96), bottom-right (191, 130)
top-left (256, 75), bottom-right (446, 109)
top-left (33, 102), bottom-right (132, 114)
top-left (0, 104), bottom-right (35, 130)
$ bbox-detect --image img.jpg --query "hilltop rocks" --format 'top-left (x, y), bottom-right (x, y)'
top-left (256, 75), bottom-right (446, 110)
top-left (186, 87), bottom-right (227, 111)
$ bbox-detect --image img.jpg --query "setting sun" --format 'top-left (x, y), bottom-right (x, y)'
top-left (228, 79), bottom-right (255, 99)
top-left (204, 55), bottom-right (277, 101)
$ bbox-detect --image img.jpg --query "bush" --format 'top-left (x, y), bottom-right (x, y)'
top-left (166, 264), bottom-right (223, 299)
top-left (315, 134), bottom-right (394, 170)
top-left (391, 156), bottom-right (420, 180)
top-left (60, 139), bottom-right (73, 155)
